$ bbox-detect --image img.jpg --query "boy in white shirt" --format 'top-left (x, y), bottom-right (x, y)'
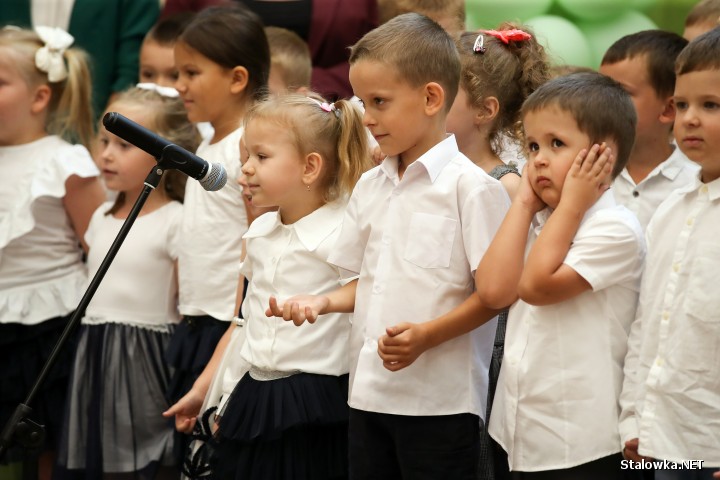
top-left (619, 27), bottom-right (720, 480)
top-left (600, 30), bottom-right (700, 231)
top-left (477, 72), bottom-right (645, 479)
top-left (267, 12), bottom-right (510, 479)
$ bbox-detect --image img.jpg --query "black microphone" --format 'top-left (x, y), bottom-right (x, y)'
top-left (102, 112), bottom-right (227, 191)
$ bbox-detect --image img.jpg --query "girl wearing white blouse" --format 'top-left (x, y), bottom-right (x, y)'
top-left (164, 94), bottom-right (372, 480)
top-left (55, 86), bottom-right (200, 479)
top-left (0, 26), bottom-right (104, 477)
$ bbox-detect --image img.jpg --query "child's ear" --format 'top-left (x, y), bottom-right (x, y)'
top-left (478, 96), bottom-right (500, 125)
top-left (229, 66), bottom-right (249, 94)
top-left (659, 96), bottom-right (676, 126)
top-left (423, 82), bottom-right (445, 116)
top-left (30, 84), bottom-right (52, 114)
top-left (303, 152), bottom-right (324, 186)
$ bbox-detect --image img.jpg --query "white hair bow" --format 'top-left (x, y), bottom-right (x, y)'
top-left (136, 82), bottom-right (179, 98)
top-left (34, 26), bottom-right (74, 82)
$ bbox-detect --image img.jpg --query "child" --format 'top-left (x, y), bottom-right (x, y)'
top-left (140, 12), bottom-right (195, 88)
top-left (448, 24), bottom-right (550, 199)
top-left (477, 72), bottom-right (645, 479)
top-left (600, 30), bottom-right (700, 230)
top-left (268, 13), bottom-right (510, 479)
top-left (683, 0), bottom-right (720, 41)
top-left (165, 2), bottom-right (269, 465)
top-left (445, 23), bottom-right (551, 480)
top-left (0, 26), bottom-right (104, 477)
top-left (378, 0), bottom-right (466, 33)
top-left (265, 26), bottom-right (312, 94)
top-left (166, 93), bottom-right (372, 479)
top-left (54, 85), bottom-right (199, 480)
top-left (619, 27), bottom-right (720, 480)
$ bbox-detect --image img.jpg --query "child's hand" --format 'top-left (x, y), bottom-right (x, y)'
top-left (265, 295), bottom-right (329, 326)
top-left (162, 388), bottom-right (204, 434)
top-left (560, 143), bottom-right (613, 213)
top-left (371, 145), bottom-right (385, 165)
top-left (516, 164), bottom-right (546, 213)
top-left (622, 438), bottom-right (651, 463)
top-left (377, 323), bottom-right (431, 371)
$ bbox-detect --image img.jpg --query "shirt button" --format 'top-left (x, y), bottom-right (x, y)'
top-left (632, 190), bottom-right (639, 198)
top-left (662, 311), bottom-right (669, 321)
top-left (672, 263), bottom-right (680, 272)
top-left (656, 358), bottom-right (664, 367)
top-left (372, 285), bottom-right (383, 294)
top-left (687, 217), bottom-right (694, 226)
top-left (701, 185), bottom-right (708, 194)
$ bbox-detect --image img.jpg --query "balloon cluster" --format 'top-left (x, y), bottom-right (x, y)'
top-left (465, 0), bottom-right (664, 68)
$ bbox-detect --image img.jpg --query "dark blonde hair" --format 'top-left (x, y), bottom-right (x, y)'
top-left (265, 26), bottom-right (312, 91)
top-left (456, 23), bottom-right (550, 156)
top-left (676, 26), bottom-right (720, 75)
top-left (0, 27), bottom-right (94, 149)
top-left (685, 0), bottom-right (720, 28)
top-left (522, 72), bottom-right (636, 179)
top-left (379, 0), bottom-right (465, 32)
top-left (244, 93), bottom-right (372, 202)
top-left (105, 87), bottom-right (202, 215)
top-left (350, 13), bottom-right (460, 111)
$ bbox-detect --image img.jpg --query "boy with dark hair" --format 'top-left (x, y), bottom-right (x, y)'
top-left (600, 30), bottom-right (699, 230)
top-left (477, 72), bottom-right (645, 479)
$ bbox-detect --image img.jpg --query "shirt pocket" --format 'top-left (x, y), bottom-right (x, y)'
top-left (683, 243), bottom-right (720, 323)
top-left (403, 212), bottom-right (457, 269)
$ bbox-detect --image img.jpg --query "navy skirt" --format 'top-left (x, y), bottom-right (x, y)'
top-left (0, 314), bottom-right (75, 463)
top-left (186, 371), bottom-right (349, 480)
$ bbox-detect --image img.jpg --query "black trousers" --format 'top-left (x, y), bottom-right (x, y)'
top-left (506, 453), bottom-right (629, 480)
top-left (348, 408), bottom-right (479, 480)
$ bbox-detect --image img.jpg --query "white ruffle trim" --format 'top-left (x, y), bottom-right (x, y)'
top-left (0, 268), bottom-right (86, 325)
top-left (0, 139), bottom-right (99, 250)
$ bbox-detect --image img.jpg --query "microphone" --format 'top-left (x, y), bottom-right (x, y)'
top-left (102, 112), bottom-right (227, 191)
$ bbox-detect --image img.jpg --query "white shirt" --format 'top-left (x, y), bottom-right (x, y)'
top-left (490, 191), bottom-right (645, 472)
top-left (0, 136), bottom-right (99, 325)
top-left (619, 175), bottom-right (720, 466)
top-left (178, 127), bottom-right (246, 321)
top-left (238, 202), bottom-right (351, 376)
top-left (328, 135), bottom-right (510, 418)
top-left (613, 146), bottom-right (699, 230)
top-left (83, 201), bottom-right (182, 329)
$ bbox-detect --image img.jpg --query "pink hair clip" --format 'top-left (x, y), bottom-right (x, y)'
top-left (308, 97), bottom-right (341, 118)
top-left (480, 28), bottom-right (532, 45)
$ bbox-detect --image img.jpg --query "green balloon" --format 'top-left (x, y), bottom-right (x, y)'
top-left (631, 0), bottom-right (659, 10)
top-left (579, 10), bottom-right (659, 66)
top-left (556, 0), bottom-right (631, 22)
top-left (465, 0), bottom-right (554, 29)
top-left (524, 15), bottom-right (594, 68)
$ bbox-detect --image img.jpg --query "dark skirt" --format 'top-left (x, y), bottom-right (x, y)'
top-left (0, 315), bottom-right (75, 463)
top-left (164, 315), bottom-right (227, 466)
top-left (186, 371), bottom-right (349, 480)
top-left (54, 322), bottom-right (176, 478)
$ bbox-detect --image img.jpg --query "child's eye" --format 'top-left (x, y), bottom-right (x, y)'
top-left (527, 142), bottom-right (539, 152)
top-left (551, 138), bottom-right (564, 148)
top-left (140, 69), bottom-right (155, 81)
top-left (703, 101), bottom-right (719, 110)
top-left (675, 100), bottom-right (688, 110)
top-left (98, 136), bottom-right (109, 146)
top-left (373, 97), bottom-right (385, 106)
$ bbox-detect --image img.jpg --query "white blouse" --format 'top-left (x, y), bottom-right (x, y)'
top-left (0, 136), bottom-right (99, 325)
top-left (83, 201), bottom-right (182, 329)
top-left (178, 127), bottom-right (246, 321)
top-left (237, 202), bottom-right (351, 376)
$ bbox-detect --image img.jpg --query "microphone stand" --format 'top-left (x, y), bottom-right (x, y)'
top-left (0, 166), bottom-right (166, 461)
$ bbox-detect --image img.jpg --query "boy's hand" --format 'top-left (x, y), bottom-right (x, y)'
top-left (266, 295), bottom-right (329, 326)
top-left (162, 388), bottom-right (204, 433)
top-left (622, 438), bottom-right (652, 463)
top-left (377, 323), bottom-right (431, 371)
top-left (517, 164), bottom-right (546, 213)
top-left (560, 143), bottom-right (613, 213)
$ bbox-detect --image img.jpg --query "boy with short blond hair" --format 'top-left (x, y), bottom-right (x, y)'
top-left (600, 30), bottom-right (700, 230)
top-left (477, 72), bottom-right (645, 479)
top-left (619, 27), bottom-right (720, 480)
top-left (267, 13), bottom-right (510, 479)
top-left (264, 26), bottom-right (312, 94)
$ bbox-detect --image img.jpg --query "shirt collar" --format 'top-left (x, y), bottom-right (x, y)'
top-left (676, 173), bottom-right (720, 201)
top-left (378, 134), bottom-right (459, 184)
top-left (657, 146), bottom-right (693, 180)
top-left (243, 201), bottom-right (346, 251)
top-left (533, 189), bottom-right (617, 232)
